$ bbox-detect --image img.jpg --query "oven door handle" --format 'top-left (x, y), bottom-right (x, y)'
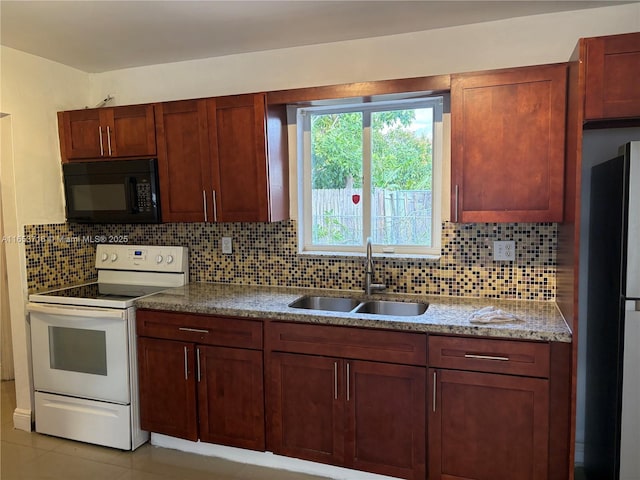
top-left (27, 303), bottom-right (126, 320)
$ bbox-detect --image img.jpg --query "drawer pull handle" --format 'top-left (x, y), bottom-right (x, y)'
top-left (334, 362), bottom-right (338, 400)
top-left (179, 327), bottom-right (209, 334)
top-left (464, 354), bottom-right (509, 361)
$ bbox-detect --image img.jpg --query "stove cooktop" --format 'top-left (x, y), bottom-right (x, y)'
top-left (29, 282), bottom-right (170, 309)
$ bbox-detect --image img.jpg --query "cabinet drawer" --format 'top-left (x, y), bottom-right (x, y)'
top-left (137, 309), bottom-right (262, 350)
top-left (428, 336), bottom-right (549, 378)
top-left (267, 322), bottom-right (426, 366)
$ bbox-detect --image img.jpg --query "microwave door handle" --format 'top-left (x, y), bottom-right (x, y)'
top-left (127, 177), bottom-right (138, 213)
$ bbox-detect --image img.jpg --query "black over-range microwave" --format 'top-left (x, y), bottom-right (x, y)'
top-left (63, 158), bottom-right (161, 223)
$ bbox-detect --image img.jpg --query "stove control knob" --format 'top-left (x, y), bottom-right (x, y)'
top-left (166, 255), bottom-right (174, 264)
top-left (110, 253), bottom-right (118, 262)
top-left (101, 253), bottom-right (109, 262)
top-left (156, 255), bottom-right (164, 264)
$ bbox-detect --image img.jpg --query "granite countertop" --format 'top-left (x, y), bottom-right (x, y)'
top-left (135, 282), bottom-right (572, 343)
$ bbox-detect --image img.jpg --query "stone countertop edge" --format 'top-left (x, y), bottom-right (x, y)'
top-left (134, 282), bottom-right (573, 343)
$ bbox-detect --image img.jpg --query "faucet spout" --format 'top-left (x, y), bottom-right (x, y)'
top-left (364, 237), bottom-right (386, 295)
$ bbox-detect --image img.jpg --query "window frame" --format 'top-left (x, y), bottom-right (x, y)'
top-left (296, 96), bottom-right (443, 257)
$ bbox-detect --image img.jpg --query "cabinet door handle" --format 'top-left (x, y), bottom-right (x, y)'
top-left (334, 362), bottom-right (338, 400)
top-left (454, 184), bottom-right (459, 223)
top-left (346, 362), bottom-right (350, 402)
top-left (179, 327), bottom-right (209, 334)
top-left (98, 127), bottom-right (104, 156)
top-left (202, 190), bottom-right (208, 222)
top-left (432, 371), bottom-right (437, 413)
top-left (183, 346), bottom-right (188, 380)
top-left (196, 347), bottom-right (201, 383)
top-left (464, 354), bottom-right (509, 361)
top-left (106, 126), bottom-right (112, 156)
top-left (212, 190), bottom-right (218, 222)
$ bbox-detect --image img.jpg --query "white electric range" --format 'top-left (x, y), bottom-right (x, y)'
top-left (27, 244), bottom-right (188, 450)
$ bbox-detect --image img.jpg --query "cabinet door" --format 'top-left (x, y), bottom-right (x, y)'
top-left (451, 64), bottom-right (566, 223)
top-left (584, 32), bottom-right (640, 121)
top-left (197, 345), bottom-right (265, 451)
top-left (155, 99), bottom-right (212, 222)
top-left (429, 368), bottom-right (549, 480)
top-left (267, 352), bottom-right (345, 466)
top-left (346, 360), bottom-right (426, 480)
top-left (208, 94), bottom-right (270, 222)
top-left (58, 109), bottom-right (104, 160)
top-left (107, 105), bottom-right (156, 157)
top-left (137, 337), bottom-right (198, 441)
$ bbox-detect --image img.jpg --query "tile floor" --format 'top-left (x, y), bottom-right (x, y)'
top-left (0, 380), bottom-right (330, 480)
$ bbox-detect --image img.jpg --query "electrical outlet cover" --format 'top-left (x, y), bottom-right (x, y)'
top-left (221, 237), bottom-right (232, 254)
top-left (494, 240), bottom-right (515, 261)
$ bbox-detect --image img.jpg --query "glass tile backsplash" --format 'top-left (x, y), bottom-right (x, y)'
top-left (24, 220), bottom-right (556, 300)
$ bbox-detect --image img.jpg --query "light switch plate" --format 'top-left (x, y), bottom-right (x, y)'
top-left (494, 240), bottom-right (515, 261)
top-left (221, 237), bottom-right (232, 254)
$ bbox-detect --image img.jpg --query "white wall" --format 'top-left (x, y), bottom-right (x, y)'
top-left (0, 46), bottom-right (90, 429)
top-left (92, 3), bottom-right (640, 106)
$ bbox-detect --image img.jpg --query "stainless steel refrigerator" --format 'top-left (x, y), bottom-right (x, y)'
top-left (584, 141), bottom-right (640, 480)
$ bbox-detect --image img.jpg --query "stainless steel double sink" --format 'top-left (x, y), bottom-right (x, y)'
top-left (288, 295), bottom-right (428, 317)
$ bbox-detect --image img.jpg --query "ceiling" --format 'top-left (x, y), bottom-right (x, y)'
top-left (0, 1), bottom-right (630, 73)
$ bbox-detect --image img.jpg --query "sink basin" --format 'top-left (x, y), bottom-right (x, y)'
top-left (289, 295), bottom-right (361, 312)
top-left (355, 300), bottom-right (428, 316)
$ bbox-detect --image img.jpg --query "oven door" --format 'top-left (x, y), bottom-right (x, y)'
top-left (28, 303), bottom-right (131, 404)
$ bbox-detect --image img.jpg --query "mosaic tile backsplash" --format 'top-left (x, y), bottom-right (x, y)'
top-left (24, 220), bottom-right (557, 300)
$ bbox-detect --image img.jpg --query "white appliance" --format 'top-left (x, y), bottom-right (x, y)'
top-left (584, 142), bottom-right (640, 480)
top-left (28, 244), bottom-right (188, 450)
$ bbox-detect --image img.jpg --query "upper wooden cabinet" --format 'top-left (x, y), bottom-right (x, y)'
top-left (155, 93), bottom-right (289, 223)
top-left (583, 32), bottom-right (640, 122)
top-left (451, 63), bottom-right (567, 223)
top-left (208, 94), bottom-right (288, 223)
top-left (155, 99), bottom-right (212, 223)
top-left (58, 105), bottom-right (156, 161)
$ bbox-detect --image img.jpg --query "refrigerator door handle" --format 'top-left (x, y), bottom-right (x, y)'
top-left (626, 142), bottom-right (640, 298)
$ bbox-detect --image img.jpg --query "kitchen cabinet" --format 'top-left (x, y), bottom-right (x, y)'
top-left (584, 32), bottom-right (640, 122)
top-left (58, 105), bottom-right (156, 161)
top-left (155, 93), bottom-right (288, 223)
top-left (136, 309), bottom-right (265, 451)
top-left (207, 93), bottom-right (288, 222)
top-left (451, 63), bottom-right (566, 223)
top-left (266, 322), bottom-right (426, 480)
top-left (155, 100), bottom-right (212, 223)
top-left (428, 335), bottom-right (551, 480)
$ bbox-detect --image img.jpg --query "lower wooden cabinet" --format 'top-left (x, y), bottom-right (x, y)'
top-left (266, 322), bottom-right (426, 480)
top-left (137, 312), bottom-right (569, 480)
top-left (428, 368), bottom-right (549, 480)
top-left (197, 345), bottom-right (264, 450)
top-left (428, 335), bottom-right (553, 480)
top-left (136, 310), bottom-right (265, 450)
top-left (137, 337), bottom-right (198, 441)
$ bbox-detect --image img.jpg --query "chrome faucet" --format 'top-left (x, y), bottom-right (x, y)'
top-left (364, 237), bottom-right (386, 295)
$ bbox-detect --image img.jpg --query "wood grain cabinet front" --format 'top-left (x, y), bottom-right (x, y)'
top-left (428, 335), bottom-right (554, 480)
top-left (583, 32), bottom-right (640, 122)
top-left (266, 322), bottom-right (426, 480)
top-left (451, 63), bottom-right (567, 223)
top-left (154, 93), bottom-right (288, 223)
top-left (58, 105), bottom-right (156, 161)
top-left (136, 309), bottom-right (265, 450)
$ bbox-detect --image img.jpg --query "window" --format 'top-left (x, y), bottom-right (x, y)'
top-left (297, 96), bottom-right (443, 256)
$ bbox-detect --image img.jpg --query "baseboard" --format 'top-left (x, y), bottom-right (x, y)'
top-left (12, 408), bottom-right (32, 432)
top-left (151, 433), bottom-right (400, 480)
